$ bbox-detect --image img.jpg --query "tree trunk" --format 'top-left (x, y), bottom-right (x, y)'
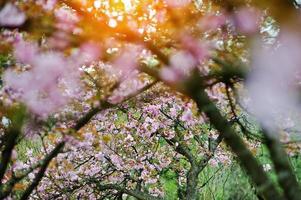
top-left (186, 164), bottom-right (199, 200)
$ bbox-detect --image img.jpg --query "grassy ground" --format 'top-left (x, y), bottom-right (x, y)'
top-left (160, 162), bottom-right (258, 200)
top-left (159, 143), bottom-right (301, 200)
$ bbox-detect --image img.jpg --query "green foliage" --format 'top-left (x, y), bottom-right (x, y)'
top-left (16, 138), bottom-right (43, 162)
top-left (291, 155), bottom-right (301, 181)
top-left (161, 170), bottom-right (178, 200)
top-left (7, 105), bottom-right (27, 131)
top-left (0, 54), bottom-right (13, 87)
top-left (0, 54), bottom-right (13, 69)
top-left (159, 163), bottom-right (259, 200)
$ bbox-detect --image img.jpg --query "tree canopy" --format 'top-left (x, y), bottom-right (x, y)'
top-left (1, 0), bottom-right (301, 199)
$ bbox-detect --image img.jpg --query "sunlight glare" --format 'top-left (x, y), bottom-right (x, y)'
top-left (94, 0), bottom-right (101, 9)
top-left (108, 18), bottom-right (118, 28)
top-left (92, 0), bottom-right (134, 13)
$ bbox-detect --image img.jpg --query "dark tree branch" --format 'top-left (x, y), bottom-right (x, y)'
top-left (0, 129), bottom-right (20, 185)
top-left (264, 131), bottom-right (301, 200)
top-left (91, 181), bottom-right (162, 200)
top-left (0, 160), bottom-right (42, 199)
top-left (183, 70), bottom-right (284, 200)
top-left (20, 141), bottom-right (65, 200)
top-left (225, 84), bottom-right (264, 142)
top-left (197, 134), bottom-right (223, 174)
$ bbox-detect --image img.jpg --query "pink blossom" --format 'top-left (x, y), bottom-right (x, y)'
top-left (35, 0), bottom-right (57, 10)
top-left (0, 3), bottom-right (26, 27)
top-left (42, 0), bottom-right (57, 10)
top-left (160, 50), bottom-right (196, 83)
top-left (13, 161), bottom-right (28, 171)
top-left (75, 42), bottom-right (101, 64)
top-left (155, 9), bottom-right (167, 23)
top-left (162, 129), bottom-right (175, 140)
top-left (198, 14), bottom-right (227, 31)
top-left (245, 31), bottom-right (301, 132)
top-left (180, 35), bottom-right (210, 63)
top-left (54, 7), bottom-right (79, 31)
top-left (48, 6), bottom-right (79, 49)
top-left (108, 72), bottom-right (146, 104)
top-left (48, 31), bottom-right (70, 49)
top-left (108, 94), bottom-right (124, 104)
top-left (165, 0), bottom-right (191, 8)
top-left (28, 173), bottom-right (35, 181)
top-left (4, 39), bottom-right (83, 116)
top-left (144, 105), bottom-right (160, 116)
top-left (125, 134), bottom-right (134, 142)
top-left (170, 106), bottom-right (178, 117)
top-left (209, 159), bottom-right (218, 167)
top-left (149, 188), bottom-right (164, 197)
top-left (110, 154), bottom-right (123, 169)
top-left (160, 67), bottom-right (180, 83)
top-left (67, 171), bottom-right (78, 181)
top-left (112, 45), bottom-right (143, 78)
top-left (146, 178), bottom-right (158, 184)
top-left (233, 7), bottom-right (262, 34)
top-left (13, 40), bottom-right (38, 64)
top-left (181, 109), bottom-right (193, 124)
top-left (170, 50), bottom-right (196, 72)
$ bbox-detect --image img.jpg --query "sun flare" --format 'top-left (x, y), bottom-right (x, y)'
top-left (81, 0), bottom-right (161, 33)
top-left (92, 0), bottom-right (136, 13)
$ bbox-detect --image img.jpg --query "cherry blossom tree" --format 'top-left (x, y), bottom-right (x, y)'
top-left (1, 0), bottom-right (301, 200)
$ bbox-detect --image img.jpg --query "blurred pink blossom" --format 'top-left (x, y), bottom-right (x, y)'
top-left (155, 9), bottom-right (167, 23)
top-left (74, 42), bottom-right (101, 64)
top-left (50, 6), bottom-right (79, 49)
top-left (181, 109), bottom-right (194, 124)
top-left (165, 0), bottom-right (191, 8)
top-left (232, 7), bottom-right (262, 34)
top-left (112, 45), bottom-right (143, 78)
top-left (3, 39), bottom-right (97, 116)
top-left (198, 14), bottom-right (227, 31)
top-left (160, 50), bottom-right (196, 83)
top-left (4, 64), bottom-right (67, 116)
top-left (160, 67), bottom-right (180, 83)
top-left (35, 0), bottom-right (57, 10)
top-left (54, 7), bottom-right (79, 32)
top-left (180, 35), bottom-right (210, 63)
top-left (245, 31), bottom-right (301, 132)
top-left (42, 0), bottom-right (57, 10)
top-left (0, 3), bottom-right (26, 27)
top-left (13, 40), bottom-right (38, 64)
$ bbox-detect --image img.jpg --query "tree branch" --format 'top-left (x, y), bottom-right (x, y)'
top-left (264, 131), bottom-right (301, 200)
top-left (0, 129), bottom-right (20, 185)
top-left (183, 70), bottom-right (284, 200)
top-left (92, 181), bottom-right (162, 200)
top-left (20, 141), bottom-right (65, 200)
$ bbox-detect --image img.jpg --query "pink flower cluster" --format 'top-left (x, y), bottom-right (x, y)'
top-left (165, 0), bottom-right (191, 8)
top-left (0, 3), bottom-right (26, 27)
top-left (198, 7), bottom-right (262, 35)
top-left (160, 35), bottom-right (209, 83)
top-left (49, 6), bottom-right (80, 49)
top-left (4, 39), bottom-right (100, 116)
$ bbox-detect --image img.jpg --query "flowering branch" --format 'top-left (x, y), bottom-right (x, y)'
top-left (19, 141), bottom-right (65, 200)
top-left (92, 182), bottom-right (163, 200)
